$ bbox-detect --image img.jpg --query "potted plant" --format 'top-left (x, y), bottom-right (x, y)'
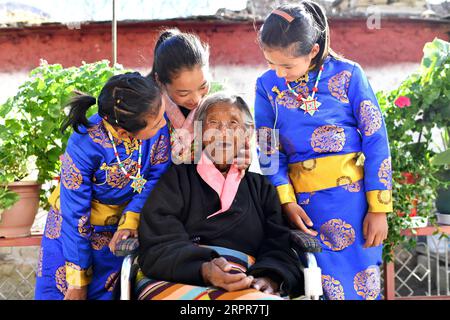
top-left (0, 60), bottom-right (126, 237)
top-left (0, 132), bottom-right (40, 237)
top-left (3, 60), bottom-right (127, 203)
top-left (377, 38), bottom-right (450, 261)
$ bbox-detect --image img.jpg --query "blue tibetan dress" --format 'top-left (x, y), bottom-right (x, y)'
top-left (255, 56), bottom-right (393, 300)
top-left (35, 114), bottom-right (171, 300)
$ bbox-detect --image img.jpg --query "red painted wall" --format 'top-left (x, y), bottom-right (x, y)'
top-left (0, 18), bottom-right (449, 72)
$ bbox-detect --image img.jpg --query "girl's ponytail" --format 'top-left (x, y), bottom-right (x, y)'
top-left (61, 92), bottom-right (96, 134)
top-left (148, 28), bottom-right (209, 84)
top-left (148, 28), bottom-right (181, 81)
top-left (258, 1), bottom-right (340, 71)
top-left (61, 72), bottom-right (161, 135)
top-left (302, 0), bottom-right (333, 69)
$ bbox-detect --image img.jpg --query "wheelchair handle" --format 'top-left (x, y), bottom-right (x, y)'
top-left (290, 229), bottom-right (322, 253)
top-left (114, 238), bottom-right (140, 257)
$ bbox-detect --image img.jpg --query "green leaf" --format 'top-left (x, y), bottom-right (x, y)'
top-left (36, 78), bottom-right (46, 91)
top-left (4, 119), bottom-right (21, 132)
top-left (0, 189), bottom-right (19, 212)
top-left (431, 149), bottom-right (450, 166)
top-left (0, 100), bottom-right (13, 117)
top-left (422, 57), bottom-right (432, 68)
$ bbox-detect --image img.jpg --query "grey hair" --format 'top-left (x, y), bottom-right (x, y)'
top-left (194, 91), bottom-right (254, 130)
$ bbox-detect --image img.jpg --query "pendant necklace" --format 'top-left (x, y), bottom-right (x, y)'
top-left (107, 131), bottom-right (147, 193)
top-left (286, 65), bottom-right (324, 116)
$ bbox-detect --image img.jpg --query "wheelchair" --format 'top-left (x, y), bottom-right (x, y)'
top-left (114, 230), bottom-right (324, 300)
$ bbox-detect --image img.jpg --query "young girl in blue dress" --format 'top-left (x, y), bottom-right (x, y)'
top-left (149, 29), bottom-right (251, 172)
top-left (35, 72), bottom-right (171, 300)
top-left (254, 1), bottom-right (392, 300)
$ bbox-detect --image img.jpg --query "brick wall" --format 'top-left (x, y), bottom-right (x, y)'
top-left (0, 18), bottom-right (448, 72)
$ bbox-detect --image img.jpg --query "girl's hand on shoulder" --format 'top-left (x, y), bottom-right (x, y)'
top-left (363, 212), bottom-right (388, 248)
top-left (109, 229), bottom-right (138, 254)
top-left (234, 137), bottom-right (252, 178)
top-left (281, 202), bottom-right (318, 236)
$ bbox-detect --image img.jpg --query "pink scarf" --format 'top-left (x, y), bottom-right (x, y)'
top-left (196, 151), bottom-right (242, 219)
top-left (164, 95), bottom-right (197, 162)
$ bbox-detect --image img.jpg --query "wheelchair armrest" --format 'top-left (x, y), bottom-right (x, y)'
top-left (290, 230), bottom-right (322, 253)
top-left (114, 238), bottom-right (140, 257)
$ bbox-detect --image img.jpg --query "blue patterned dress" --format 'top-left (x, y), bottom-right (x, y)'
top-left (35, 114), bottom-right (171, 300)
top-left (255, 56), bottom-right (393, 300)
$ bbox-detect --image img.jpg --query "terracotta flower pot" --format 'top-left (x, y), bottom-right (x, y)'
top-left (0, 181), bottom-right (41, 238)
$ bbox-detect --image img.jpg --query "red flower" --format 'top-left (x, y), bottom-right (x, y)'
top-left (394, 96), bottom-right (411, 108)
top-left (400, 172), bottom-right (418, 184)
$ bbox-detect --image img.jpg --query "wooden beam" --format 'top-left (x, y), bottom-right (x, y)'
top-left (384, 261), bottom-right (396, 300)
top-left (401, 225), bottom-right (450, 237)
top-left (0, 235), bottom-right (42, 247)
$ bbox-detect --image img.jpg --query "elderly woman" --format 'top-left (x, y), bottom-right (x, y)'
top-left (136, 92), bottom-right (303, 300)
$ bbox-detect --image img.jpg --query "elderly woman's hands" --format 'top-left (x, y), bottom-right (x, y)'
top-left (201, 257), bottom-right (254, 291)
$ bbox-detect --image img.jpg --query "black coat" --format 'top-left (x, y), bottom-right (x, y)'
top-left (138, 164), bottom-right (304, 296)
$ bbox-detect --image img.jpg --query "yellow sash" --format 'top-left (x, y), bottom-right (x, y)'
top-left (48, 185), bottom-right (127, 226)
top-left (288, 152), bottom-right (364, 193)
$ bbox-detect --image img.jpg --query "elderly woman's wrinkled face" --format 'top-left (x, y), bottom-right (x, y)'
top-left (202, 103), bottom-right (247, 167)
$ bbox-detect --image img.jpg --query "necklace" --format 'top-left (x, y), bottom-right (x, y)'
top-left (286, 65), bottom-right (324, 116)
top-left (107, 131), bottom-right (147, 194)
